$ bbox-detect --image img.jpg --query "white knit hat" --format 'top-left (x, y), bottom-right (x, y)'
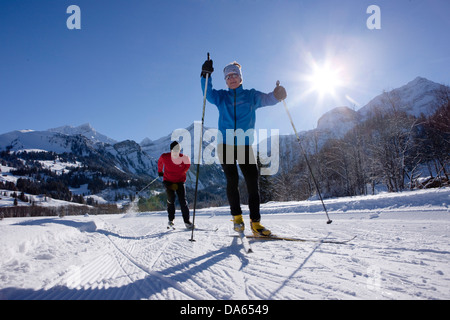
top-left (223, 62), bottom-right (242, 80)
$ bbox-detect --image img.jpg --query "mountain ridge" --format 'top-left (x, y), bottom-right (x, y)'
top-left (2, 76), bottom-right (444, 154)
top-left (1, 76), bottom-right (447, 206)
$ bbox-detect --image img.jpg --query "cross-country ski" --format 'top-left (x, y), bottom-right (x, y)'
top-left (237, 231), bottom-right (253, 253)
top-left (234, 234), bottom-right (357, 244)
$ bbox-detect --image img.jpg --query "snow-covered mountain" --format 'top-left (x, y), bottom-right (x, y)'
top-left (359, 76), bottom-right (444, 119)
top-left (141, 122), bottom-right (215, 159)
top-left (0, 76), bottom-right (445, 202)
top-left (0, 122), bottom-right (223, 198)
top-left (270, 76), bottom-right (446, 172)
top-left (313, 77), bottom-right (443, 141)
top-left (49, 123), bottom-right (117, 145)
top-left (0, 128), bottom-right (157, 176)
top-left (316, 106), bottom-right (361, 137)
top-left (0, 129), bottom-right (98, 155)
top-left (106, 140), bottom-right (157, 176)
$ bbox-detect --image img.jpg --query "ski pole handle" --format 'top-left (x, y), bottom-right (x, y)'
top-left (275, 79), bottom-right (288, 101)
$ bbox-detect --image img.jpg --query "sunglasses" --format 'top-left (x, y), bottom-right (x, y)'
top-left (225, 73), bottom-right (240, 80)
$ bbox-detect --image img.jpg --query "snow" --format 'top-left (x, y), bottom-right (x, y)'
top-left (48, 123), bottom-right (117, 145)
top-left (0, 130), bottom-right (74, 154)
top-left (0, 188), bottom-right (449, 300)
top-left (38, 159), bottom-right (82, 175)
top-left (0, 189), bottom-right (90, 209)
top-left (358, 77), bottom-right (443, 120)
top-left (316, 106), bottom-right (360, 138)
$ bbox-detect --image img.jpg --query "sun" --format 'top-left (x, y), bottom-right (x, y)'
top-left (307, 62), bottom-right (342, 97)
top-left (292, 53), bottom-right (351, 108)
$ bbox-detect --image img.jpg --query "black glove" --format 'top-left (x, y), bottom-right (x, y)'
top-left (158, 172), bottom-right (164, 177)
top-left (201, 59), bottom-right (214, 78)
top-left (274, 83), bottom-right (287, 101)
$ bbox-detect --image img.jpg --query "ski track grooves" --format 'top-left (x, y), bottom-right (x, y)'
top-left (2, 203), bottom-right (449, 300)
top-left (101, 220), bottom-right (208, 300)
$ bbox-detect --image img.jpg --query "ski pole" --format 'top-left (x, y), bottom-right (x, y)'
top-left (277, 81), bottom-right (332, 224)
top-left (136, 175), bottom-right (160, 197)
top-left (190, 52), bottom-right (210, 242)
top-left (130, 175), bottom-right (160, 213)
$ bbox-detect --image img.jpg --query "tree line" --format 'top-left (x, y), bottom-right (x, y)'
top-left (261, 86), bottom-right (450, 201)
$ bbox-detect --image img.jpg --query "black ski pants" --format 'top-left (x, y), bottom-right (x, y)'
top-left (218, 144), bottom-right (261, 222)
top-left (164, 181), bottom-right (190, 223)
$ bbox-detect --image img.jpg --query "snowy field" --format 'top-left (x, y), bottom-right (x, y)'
top-left (0, 188), bottom-right (449, 300)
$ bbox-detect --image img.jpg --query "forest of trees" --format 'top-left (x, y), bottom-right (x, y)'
top-left (262, 86), bottom-right (450, 202)
top-left (0, 149), bottom-right (154, 217)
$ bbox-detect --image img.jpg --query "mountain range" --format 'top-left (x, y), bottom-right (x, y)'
top-left (0, 76), bottom-right (446, 205)
top-left (268, 76), bottom-right (446, 169)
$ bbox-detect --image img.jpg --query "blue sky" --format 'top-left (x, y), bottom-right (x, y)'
top-left (1, 0), bottom-right (449, 143)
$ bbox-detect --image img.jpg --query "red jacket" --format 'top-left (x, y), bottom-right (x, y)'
top-left (157, 152), bottom-right (191, 183)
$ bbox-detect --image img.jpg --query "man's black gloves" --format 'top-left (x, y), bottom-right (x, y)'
top-left (274, 83), bottom-right (287, 101)
top-left (201, 59), bottom-right (214, 78)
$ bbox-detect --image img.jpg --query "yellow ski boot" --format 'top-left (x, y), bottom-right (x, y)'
top-left (232, 215), bottom-right (245, 232)
top-left (250, 220), bottom-right (272, 237)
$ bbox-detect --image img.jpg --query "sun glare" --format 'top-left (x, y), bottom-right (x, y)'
top-left (292, 52), bottom-right (351, 109)
top-left (308, 63), bottom-right (342, 97)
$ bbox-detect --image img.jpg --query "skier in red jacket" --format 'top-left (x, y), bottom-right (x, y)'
top-left (158, 141), bottom-right (193, 229)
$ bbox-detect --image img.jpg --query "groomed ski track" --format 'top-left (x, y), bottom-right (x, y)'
top-left (1, 188), bottom-right (449, 300)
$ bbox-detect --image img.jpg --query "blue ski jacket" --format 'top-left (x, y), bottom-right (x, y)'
top-left (201, 76), bottom-right (279, 145)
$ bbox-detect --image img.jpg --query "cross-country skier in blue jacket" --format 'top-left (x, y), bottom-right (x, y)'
top-left (201, 58), bottom-right (287, 236)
